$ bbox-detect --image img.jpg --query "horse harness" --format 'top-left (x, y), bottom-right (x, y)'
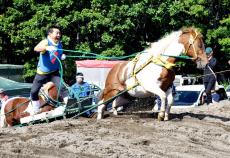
top-left (127, 31), bottom-right (201, 90)
top-left (127, 54), bottom-right (175, 90)
top-left (39, 89), bottom-right (59, 108)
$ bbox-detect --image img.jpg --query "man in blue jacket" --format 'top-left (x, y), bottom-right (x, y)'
top-left (29, 25), bottom-right (68, 115)
top-left (70, 72), bottom-right (90, 98)
top-left (70, 73), bottom-right (96, 117)
top-left (203, 47), bottom-right (217, 105)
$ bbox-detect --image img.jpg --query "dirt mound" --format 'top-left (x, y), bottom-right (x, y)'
top-left (0, 100), bottom-right (230, 158)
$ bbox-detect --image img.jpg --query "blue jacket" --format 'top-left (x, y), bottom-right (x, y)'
top-left (70, 82), bottom-right (90, 98)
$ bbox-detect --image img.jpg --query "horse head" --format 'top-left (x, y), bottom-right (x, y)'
top-left (179, 27), bottom-right (208, 69)
top-left (40, 82), bottom-right (58, 101)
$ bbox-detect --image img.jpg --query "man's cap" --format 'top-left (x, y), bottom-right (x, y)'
top-left (0, 88), bottom-right (5, 94)
top-left (76, 72), bottom-right (84, 78)
top-left (205, 47), bottom-right (213, 55)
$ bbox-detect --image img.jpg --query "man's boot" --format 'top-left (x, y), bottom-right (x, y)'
top-left (31, 100), bottom-right (41, 115)
top-left (53, 97), bottom-right (68, 115)
top-left (63, 96), bottom-right (68, 108)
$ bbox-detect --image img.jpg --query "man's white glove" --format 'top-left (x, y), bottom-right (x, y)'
top-left (46, 46), bottom-right (57, 52)
top-left (61, 54), bottom-right (66, 60)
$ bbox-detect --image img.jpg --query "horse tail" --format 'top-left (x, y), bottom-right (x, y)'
top-left (97, 89), bottom-right (104, 100)
top-left (0, 102), bottom-right (8, 128)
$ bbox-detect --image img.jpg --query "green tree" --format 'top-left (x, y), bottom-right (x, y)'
top-left (0, 0), bottom-right (229, 81)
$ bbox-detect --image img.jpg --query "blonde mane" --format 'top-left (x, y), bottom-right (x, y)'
top-left (144, 30), bottom-right (183, 56)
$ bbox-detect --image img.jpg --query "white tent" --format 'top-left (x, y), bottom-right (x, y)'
top-left (75, 60), bottom-right (124, 88)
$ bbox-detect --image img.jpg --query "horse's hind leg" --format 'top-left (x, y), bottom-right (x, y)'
top-left (97, 100), bottom-right (106, 120)
top-left (112, 96), bottom-right (129, 116)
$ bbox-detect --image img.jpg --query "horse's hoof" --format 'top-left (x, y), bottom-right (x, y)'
top-left (113, 110), bottom-right (118, 116)
top-left (97, 116), bottom-right (102, 120)
top-left (164, 114), bottom-right (169, 121)
top-left (157, 116), bottom-right (164, 121)
top-left (157, 112), bottom-right (165, 121)
top-left (164, 116), bottom-right (169, 121)
top-left (88, 112), bottom-right (97, 118)
top-left (97, 113), bottom-right (103, 120)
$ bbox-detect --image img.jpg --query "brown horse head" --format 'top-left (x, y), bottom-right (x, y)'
top-left (1, 82), bottom-right (58, 127)
top-left (179, 27), bottom-right (208, 69)
top-left (40, 82), bottom-right (58, 100)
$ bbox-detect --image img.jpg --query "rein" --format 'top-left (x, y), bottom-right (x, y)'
top-left (57, 30), bottom-right (200, 61)
top-left (58, 48), bottom-right (140, 60)
top-left (161, 54), bottom-right (193, 59)
top-left (194, 69), bottom-right (230, 79)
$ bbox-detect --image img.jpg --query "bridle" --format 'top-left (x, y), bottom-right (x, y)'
top-left (184, 31), bottom-right (200, 60)
top-left (40, 85), bottom-right (59, 108)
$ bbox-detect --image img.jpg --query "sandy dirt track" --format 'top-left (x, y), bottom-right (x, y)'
top-left (0, 100), bottom-right (230, 158)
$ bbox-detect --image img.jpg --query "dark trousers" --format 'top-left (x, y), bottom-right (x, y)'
top-left (204, 80), bottom-right (216, 104)
top-left (30, 71), bottom-right (69, 101)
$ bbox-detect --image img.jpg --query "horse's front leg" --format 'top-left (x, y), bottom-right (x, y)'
top-left (139, 81), bottom-right (166, 121)
top-left (97, 100), bottom-right (106, 120)
top-left (158, 93), bottom-right (167, 121)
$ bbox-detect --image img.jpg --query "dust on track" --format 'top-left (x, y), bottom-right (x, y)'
top-left (0, 100), bottom-right (230, 158)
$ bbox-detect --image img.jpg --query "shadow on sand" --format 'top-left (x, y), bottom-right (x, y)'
top-left (118, 111), bottom-right (230, 122)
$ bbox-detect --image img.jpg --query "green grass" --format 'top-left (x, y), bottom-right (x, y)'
top-left (219, 79), bottom-right (230, 89)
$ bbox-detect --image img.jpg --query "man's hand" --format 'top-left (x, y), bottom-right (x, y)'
top-left (46, 46), bottom-right (57, 52)
top-left (208, 56), bottom-right (212, 61)
top-left (61, 54), bottom-right (66, 60)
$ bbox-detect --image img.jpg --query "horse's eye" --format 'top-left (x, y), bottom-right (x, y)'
top-left (197, 41), bottom-right (202, 48)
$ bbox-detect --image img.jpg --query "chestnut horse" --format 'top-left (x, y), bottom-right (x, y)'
top-left (0, 82), bottom-right (58, 127)
top-left (97, 27), bottom-right (208, 121)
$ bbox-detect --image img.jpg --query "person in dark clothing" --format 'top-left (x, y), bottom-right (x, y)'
top-left (203, 47), bottom-right (217, 105)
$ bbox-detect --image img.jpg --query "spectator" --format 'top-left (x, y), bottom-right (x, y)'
top-left (0, 89), bottom-right (9, 108)
top-left (70, 72), bottom-right (95, 117)
top-left (70, 72), bottom-right (90, 98)
top-left (203, 47), bottom-right (217, 105)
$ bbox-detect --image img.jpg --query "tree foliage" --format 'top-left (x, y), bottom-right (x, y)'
top-left (0, 0), bottom-right (229, 81)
